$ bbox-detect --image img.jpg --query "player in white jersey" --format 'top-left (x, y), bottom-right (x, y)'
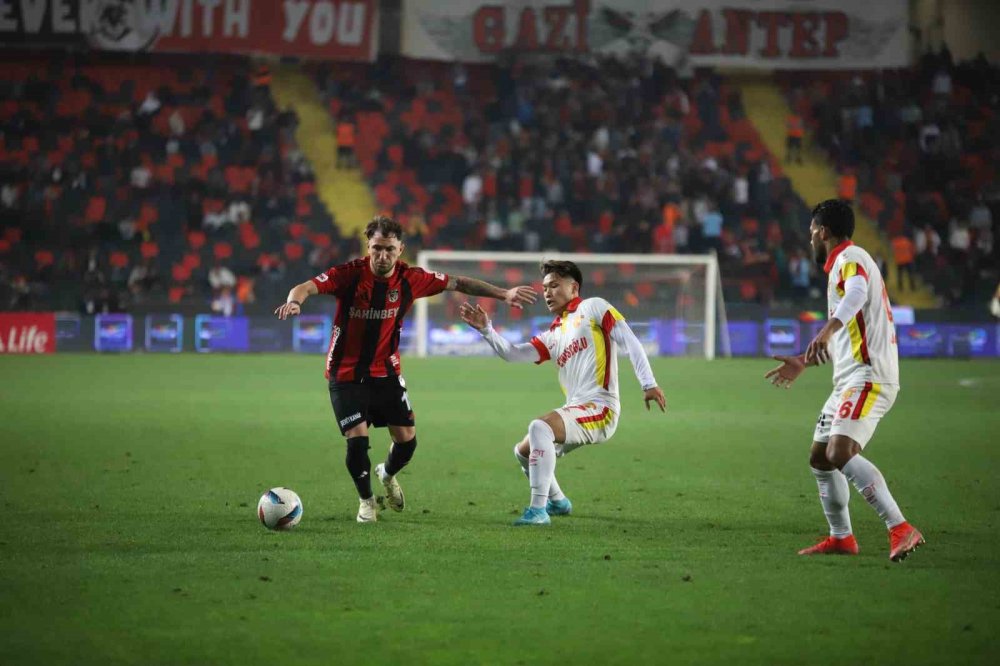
top-left (766, 200), bottom-right (924, 561)
top-left (459, 260), bottom-right (667, 526)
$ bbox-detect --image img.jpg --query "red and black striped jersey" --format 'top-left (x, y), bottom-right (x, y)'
top-left (310, 258), bottom-right (449, 382)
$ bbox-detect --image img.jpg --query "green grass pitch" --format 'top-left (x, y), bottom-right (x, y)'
top-left (1, 355), bottom-right (998, 665)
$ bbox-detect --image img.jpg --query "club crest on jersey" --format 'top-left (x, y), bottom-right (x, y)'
top-left (572, 314), bottom-right (585, 329)
top-left (388, 288), bottom-right (399, 303)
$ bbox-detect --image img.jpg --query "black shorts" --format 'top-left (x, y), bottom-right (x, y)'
top-left (329, 375), bottom-right (414, 435)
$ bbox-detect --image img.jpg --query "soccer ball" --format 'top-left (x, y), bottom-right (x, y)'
top-left (257, 487), bottom-right (303, 530)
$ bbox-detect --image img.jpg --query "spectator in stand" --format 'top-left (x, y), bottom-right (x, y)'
top-left (208, 263), bottom-right (237, 292)
top-left (786, 111), bottom-right (805, 164)
top-left (336, 115), bottom-right (356, 169)
top-left (837, 171), bottom-right (857, 204)
top-left (948, 218), bottom-right (971, 263)
top-left (914, 223), bottom-right (941, 275)
top-left (462, 169), bottom-right (484, 220)
top-left (212, 286), bottom-right (236, 317)
top-left (128, 260), bottom-right (159, 301)
top-left (788, 247), bottom-right (812, 300)
top-left (700, 200), bottom-right (724, 254)
top-left (890, 233), bottom-right (917, 291)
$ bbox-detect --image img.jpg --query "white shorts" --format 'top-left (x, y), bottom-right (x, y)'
top-left (554, 402), bottom-right (619, 457)
top-left (813, 383), bottom-right (898, 449)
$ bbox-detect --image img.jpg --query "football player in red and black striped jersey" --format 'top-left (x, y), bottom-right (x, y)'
top-left (275, 215), bottom-right (536, 522)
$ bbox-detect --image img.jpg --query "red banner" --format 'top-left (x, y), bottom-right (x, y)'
top-left (0, 313), bottom-right (56, 354)
top-left (0, 0), bottom-right (378, 62)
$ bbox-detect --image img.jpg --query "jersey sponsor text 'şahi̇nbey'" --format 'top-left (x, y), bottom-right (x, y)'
top-left (311, 258), bottom-right (448, 382)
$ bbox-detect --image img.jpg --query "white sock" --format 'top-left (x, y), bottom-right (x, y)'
top-left (526, 420), bottom-right (556, 509)
top-left (516, 443), bottom-right (565, 501)
top-left (841, 455), bottom-right (906, 529)
top-left (548, 477), bottom-right (566, 502)
top-left (811, 467), bottom-right (853, 538)
top-left (513, 444), bottom-right (530, 478)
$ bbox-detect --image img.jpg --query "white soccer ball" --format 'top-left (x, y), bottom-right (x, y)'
top-left (257, 487), bottom-right (303, 530)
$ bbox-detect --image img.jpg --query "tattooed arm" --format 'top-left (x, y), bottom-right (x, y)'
top-left (446, 275), bottom-right (537, 309)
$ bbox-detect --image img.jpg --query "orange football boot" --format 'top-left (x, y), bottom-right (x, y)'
top-left (888, 522), bottom-right (925, 562)
top-left (798, 535), bottom-right (859, 556)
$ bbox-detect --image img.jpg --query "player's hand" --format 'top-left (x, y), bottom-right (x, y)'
top-left (765, 355), bottom-right (806, 388)
top-left (504, 285), bottom-right (537, 309)
top-left (644, 386), bottom-right (667, 412)
top-left (805, 329), bottom-right (832, 365)
top-left (459, 302), bottom-right (489, 331)
top-left (274, 301), bottom-right (301, 320)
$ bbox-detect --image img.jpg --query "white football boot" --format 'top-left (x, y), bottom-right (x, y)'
top-left (375, 463), bottom-right (405, 512)
top-left (357, 497), bottom-right (377, 523)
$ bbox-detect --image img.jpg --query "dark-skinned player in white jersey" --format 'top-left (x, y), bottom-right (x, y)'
top-left (766, 199), bottom-right (924, 562)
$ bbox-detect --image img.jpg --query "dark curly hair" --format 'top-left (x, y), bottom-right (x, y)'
top-left (811, 199), bottom-right (855, 239)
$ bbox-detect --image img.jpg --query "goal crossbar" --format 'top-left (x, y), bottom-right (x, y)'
top-left (415, 251), bottom-right (730, 360)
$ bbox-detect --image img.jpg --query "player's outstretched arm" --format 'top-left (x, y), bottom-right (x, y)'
top-left (609, 318), bottom-right (666, 412)
top-left (764, 354), bottom-right (814, 388)
top-left (459, 302), bottom-right (542, 363)
top-left (274, 280), bottom-right (318, 320)
top-left (447, 276), bottom-right (537, 309)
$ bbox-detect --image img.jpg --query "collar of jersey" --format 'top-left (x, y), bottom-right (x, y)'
top-left (823, 240), bottom-right (853, 274)
top-left (550, 297), bottom-right (583, 329)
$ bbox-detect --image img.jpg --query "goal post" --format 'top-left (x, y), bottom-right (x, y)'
top-left (414, 251), bottom-right (730, 360)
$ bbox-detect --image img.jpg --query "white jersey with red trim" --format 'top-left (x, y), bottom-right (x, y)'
top-left (825, 241), bottom-right (899, 387)
top-left (529, 297), bottom-right (626, 412)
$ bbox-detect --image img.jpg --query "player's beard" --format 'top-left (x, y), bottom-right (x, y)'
top-left (371, 259), bottom-right (394, 276)
top-left (812, 242), bottom-right (827, 268)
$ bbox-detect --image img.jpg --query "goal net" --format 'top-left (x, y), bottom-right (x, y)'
top-left (413, 252), bottom-right (730, 360)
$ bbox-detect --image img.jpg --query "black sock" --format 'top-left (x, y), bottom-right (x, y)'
top-left (345, 436), bottom-right (372, 499)
top-left (385, 437), bottom-right (417, 477)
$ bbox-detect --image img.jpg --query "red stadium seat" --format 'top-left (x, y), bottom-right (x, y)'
top-left (288, 222), bottom-right (307, 240)
top-left (171, 264), bottom-right (191, 282)
top-left (35, 250), bottom-right (55, 268)
top-left (187, 231), bottom-right (206, 250)
top-left (85, 196), bottom-right (107, 224)
top-left (109, 251), bottom-right (129, 269)
top-left (213, 242), bottom-right (233, 261)
top-left (284, 242), bottom-right (304, 262)
top-left (140, 241), bottom-right (160, 259)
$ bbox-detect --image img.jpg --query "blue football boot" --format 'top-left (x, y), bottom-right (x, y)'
top-left (512, 506), bottom-right (551, 526)
top-left (546, 497), bottom-right (573, 516)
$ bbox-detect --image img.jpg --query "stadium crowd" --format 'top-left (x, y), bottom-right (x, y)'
top-left (0, 53), bottom-right (357, 314)
top-left (1, 49), bottom-right (997, 314)
top-left (316, 56), bottom-right (814, 306)
top-left (784, 47), bottom-right (1000, 306)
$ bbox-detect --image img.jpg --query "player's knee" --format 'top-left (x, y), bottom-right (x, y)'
top-left (528, 419), bottom-right (554, 443)
top-left (825, 437), bottom-right (859, 468)
top-left (810, 449), bottom-right (832, 470)
top-left (514, 437), bottom-right (530, 459)
top-left (391, 426), bottom-right (415, 442)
